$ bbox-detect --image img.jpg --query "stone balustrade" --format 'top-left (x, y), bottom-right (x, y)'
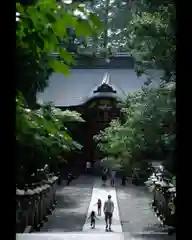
top-left (16, 175), bottom-right (58, 233)
top-left (145, 172), bottom-right (176, 228)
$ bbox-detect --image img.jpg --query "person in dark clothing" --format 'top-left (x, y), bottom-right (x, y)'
top-left (102, 168), bottom-right (108, 186)
top-left (95, 198), bottom-right (102, 216)
top-left (67, 172), bottom-right (72, 185)
top-left (110, 170), bottom-right (116, 186)
top-left (121, 174), bottom-right (126, 186)
top-left (87, 211), bottom-right (99, 228)
top-left (102, 174), bottom-right (107, 185)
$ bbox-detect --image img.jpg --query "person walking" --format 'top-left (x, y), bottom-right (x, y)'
top-left (86, 161), bottom-right (91, 174)
top-left (67, 172), bottom-right (73, 186)
top-left (87, 211), bottom-right (99, 229)
top-left (103, 195), bottom-right (114, 231)
top-left (102, 168), bottom-right (108, 186)
top-left (94, 198), bottom-right (102, 216)
top-left (121, 173), bottom-right (126, 186)
top-left (110, 170), bottom-right (116, 186)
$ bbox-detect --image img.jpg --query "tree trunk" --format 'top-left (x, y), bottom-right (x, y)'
top-left (103, 0), bottom-right (110, 53)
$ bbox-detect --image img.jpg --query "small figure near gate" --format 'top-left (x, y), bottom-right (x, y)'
top-left (67, 172), bottom-right (73, 186)
top-left (102, 168), bottom-right (108, 186)
top-left (86, 161), bottom-right (91, 174)
top-left (110, 170), bottom-right (116, 187)
top-left (121, 173), bottom-right (126, 186)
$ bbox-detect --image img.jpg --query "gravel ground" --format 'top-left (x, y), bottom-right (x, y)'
top-left (116, 180), bottom-right (176, 240)
top-left (40, 175), bottom-right (94, 232)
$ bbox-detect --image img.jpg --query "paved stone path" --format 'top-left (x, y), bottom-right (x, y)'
top-left (16, 177), bottom-right (175, 240)
top-left (117, 181), bottom-right (161, 234)
top-left (116, 179), bottom-right (176, 240)
top-left (82, 179), bottom-right (124, 239)
top-left (40, 175), bottom-right (94, 232)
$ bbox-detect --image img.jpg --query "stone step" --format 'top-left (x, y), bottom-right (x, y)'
top-left (17, 232), bottom-right (174, 240)
top-left (17, 233), bottom-right (124, 240)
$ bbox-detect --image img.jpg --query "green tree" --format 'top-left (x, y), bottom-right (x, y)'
top-left (94, 83), bottom-right (175, 174)
top-left (16, 0), bottom-right (101, 107)
top-left (16, 92), bottom-right (84, 183)
top-left (80, 0), bottom-right (131, 56)
top-left (127, 0), bottom-right (175, 81)
top-left (85, 0), bottom-right (175, 83)
top-left (16, 0), bottom-right (102, 182)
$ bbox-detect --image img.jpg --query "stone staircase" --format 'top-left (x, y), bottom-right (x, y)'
top-left (16, 232), bottom-right (173, 240)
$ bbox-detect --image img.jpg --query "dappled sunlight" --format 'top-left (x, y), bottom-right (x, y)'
top-left (40, 176), bottom-right (94, 232)
top-left (116, 183), bottom-right (172, 235)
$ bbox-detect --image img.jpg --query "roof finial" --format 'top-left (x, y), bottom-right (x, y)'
top-left (107, 73), bottom-right (111, 85)
top-left (102, 72), bottom-right (110, 85)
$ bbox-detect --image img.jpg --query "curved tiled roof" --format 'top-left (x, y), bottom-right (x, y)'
top-left (37, 69), bottom-right (162, 107)
top-left (84, 72), bottom-right (125, 103)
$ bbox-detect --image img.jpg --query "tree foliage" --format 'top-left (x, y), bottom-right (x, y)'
top-left (84, 0), bottom-right (175, 82)
top-left (94, 83), bottom-right (175, 174)
top-left (16, 0), bottom-right (101, 106)
top-left (127, 0), bottom-right (175, 81)
top-left (92, 0), bottom-right (175, 176)
top-left (84, 0), bottom-right (131, 52)
top-left (16, 0), bottom-right (102, 182)
top-left (16, 92), bottom-right (84, 183)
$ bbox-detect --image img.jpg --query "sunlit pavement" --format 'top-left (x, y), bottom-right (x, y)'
top-left (82, 179), bottom-right (123, 233)
top-left (17, 177), bottom-right (175, 240)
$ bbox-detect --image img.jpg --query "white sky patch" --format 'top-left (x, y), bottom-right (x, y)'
top-left (79, 3), bottom-right (86, 8)
top-left (115, 29), bottom-right (121, 35)
top-left (73, 9), bottom-right (87, 19)
top-left (62, 0), bottom-right (72, 4)
top-left (121, 1), bottom-right (127, 6)
top-left (16, 12), bottom-right (20, 22)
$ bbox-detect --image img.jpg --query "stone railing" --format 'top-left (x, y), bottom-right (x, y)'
top-left (145, 172), bottom-right (176, 229)
top-left (16, 175), bottom-right (58, 233)
top-left (50, 50), bottom-right (131, 59)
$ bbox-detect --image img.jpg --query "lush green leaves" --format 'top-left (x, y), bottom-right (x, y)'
top-left (49, 61), bottom-right (70, 75)
top-left (91, 1), bottom-right (176, 174)
top-left (94, 84), bottom-right (175, 174)
top-left (16, 93), bottom-right (84, 176)
top-left (127, 0), bottom-right (175, 81)
top-left (16, 0), bottom-right (101, 106)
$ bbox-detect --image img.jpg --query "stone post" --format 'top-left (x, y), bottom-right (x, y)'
top-left (24, 186), bottom-right (35, 231)
top-left (16, 188), bottom-right (25, 233)
top-left (33, 185), bottom-right (41, 230)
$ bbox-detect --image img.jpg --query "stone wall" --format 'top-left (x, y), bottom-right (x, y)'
top-left (16, 175), bottom-right (58, 233)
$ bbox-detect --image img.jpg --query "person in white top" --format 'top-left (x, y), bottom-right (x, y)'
top-left (86, 161), bottom-right (91, 174)
top-left (103, 195), bottom-right (114, 231)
